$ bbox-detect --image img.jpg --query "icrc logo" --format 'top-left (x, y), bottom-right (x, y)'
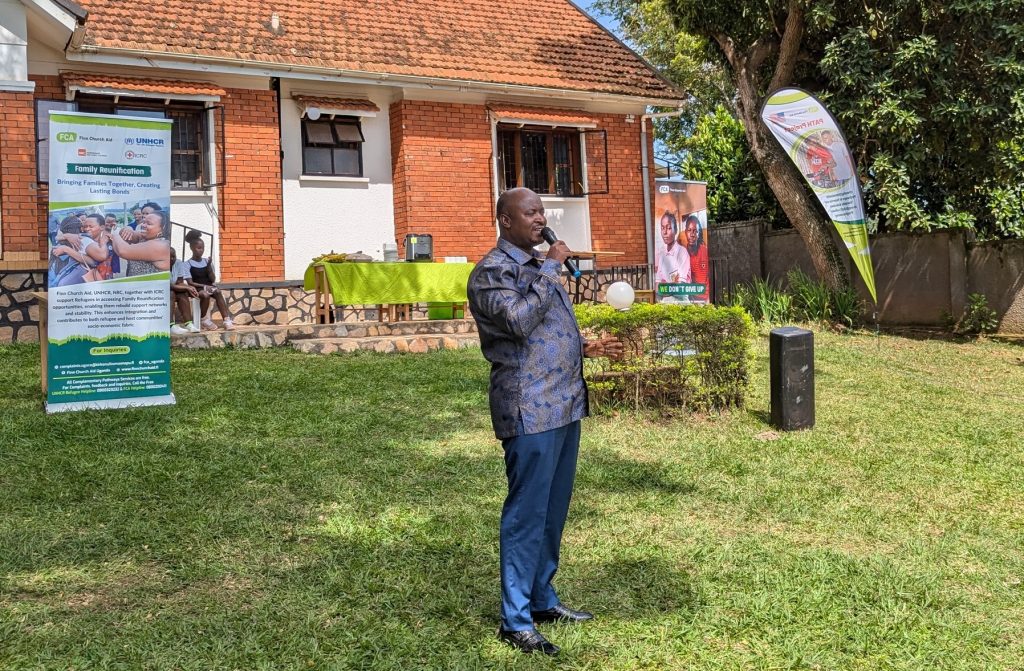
top-left (124, 150), bottom-right (148, 160)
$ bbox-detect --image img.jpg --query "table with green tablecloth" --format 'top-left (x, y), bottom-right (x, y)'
top-left (304, 261), bottom-right (474, 322)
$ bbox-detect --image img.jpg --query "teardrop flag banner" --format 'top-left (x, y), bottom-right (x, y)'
top-left (760, 88), bottom-right (877, 302)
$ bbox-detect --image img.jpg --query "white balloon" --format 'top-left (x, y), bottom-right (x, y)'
top-left (606, 281), bottom-right (635, 310)
top-left (306, 106), bottom-right (322, 121)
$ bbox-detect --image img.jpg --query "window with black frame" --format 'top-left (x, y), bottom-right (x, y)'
top-left (301, 117), bottom-right (364, 177)
top-left (496, 125), bottom-right (584, 196)
top-left (34, 97), bottom-right (209, 189)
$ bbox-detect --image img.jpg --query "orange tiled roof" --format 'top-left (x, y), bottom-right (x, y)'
top-left (292, 95), bottom-right (380, 113)
top-left (71, 0), bottom-right (681, 101)
top-left (62, 72), bottom-right (227, 98)
top-left (487, 104), bottom-right (596, 126)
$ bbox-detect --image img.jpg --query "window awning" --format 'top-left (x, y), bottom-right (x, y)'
top-left (62, 72), bottom-right (226, 103)
top-left (292, 95), bottom-right (380, 118)
top-left (487, 104), bottom-right (597, 129)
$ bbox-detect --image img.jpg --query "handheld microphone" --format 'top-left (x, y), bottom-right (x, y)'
top-left (540, 227), bottom-right (582, 278)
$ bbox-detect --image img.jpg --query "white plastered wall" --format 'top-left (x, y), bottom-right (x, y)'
top-left (0, 0), bottom-right (29, 83)
top-left (280, 81), bottom-right (396, 279)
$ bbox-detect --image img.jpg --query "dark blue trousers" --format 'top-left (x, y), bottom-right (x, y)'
top-left (499, 420), bottom-right (581, 631)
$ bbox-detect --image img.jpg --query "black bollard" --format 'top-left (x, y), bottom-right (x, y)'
top-left (769, 327), bottom-right (814, 431)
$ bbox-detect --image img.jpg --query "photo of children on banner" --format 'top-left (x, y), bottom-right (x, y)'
top-left (682, 213), bottom-right (709, 303)
top-left (799, 130), bottom-right (855, 189)
top-left (654, 212), bottom-right (691, 286)
top-left (654, 209), bottom-right (709, 304)
top-left (47, 198), bottom-right (172, 287)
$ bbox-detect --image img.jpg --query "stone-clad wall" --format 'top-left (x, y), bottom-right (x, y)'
top-left (220, 285), bottom-right (316, 326)
top-left (0, 266), bottom-right (656, 342)
top-left (0, 272), bottom-right (44, 342)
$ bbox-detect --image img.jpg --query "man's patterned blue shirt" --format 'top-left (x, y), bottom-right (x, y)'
top-left (467, 238), bottom-right (588, 439)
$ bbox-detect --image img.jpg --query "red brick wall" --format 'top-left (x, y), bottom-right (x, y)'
top-left (0, 77), bottom-right (284, 278)
top-left (389, 101), bottom-right (409, 245)
top-left (390, 100), bottom-right (497, 262)
top-left (217, 87), bottom-right (283, 281)
top-left (390, 100), bottom-right (651, 267)
top-left (587, 113), bottom-right (652, 267)
top-left (0, 76), bottom-right (66, 263)
top-left (0, 89), bottom-right (39, 258)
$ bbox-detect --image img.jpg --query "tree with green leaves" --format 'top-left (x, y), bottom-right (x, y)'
top-left (596, 0), bottom-right (1024, 290)
top-left (679, 105), bottom-right (779, 223)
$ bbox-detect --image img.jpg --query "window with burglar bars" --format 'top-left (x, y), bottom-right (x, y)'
top-left (168, 109), bottom-right (203, 188)
top-left (34, 96), bottom-right (212, 190)
top-left (497, 125), bottom-right (584, 196)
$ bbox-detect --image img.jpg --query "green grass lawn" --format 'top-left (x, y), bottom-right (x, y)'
top-left (1, 331), bottom-right (1023, 670)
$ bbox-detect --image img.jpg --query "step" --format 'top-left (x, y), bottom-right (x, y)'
top-left (290, 318), bottom-right (477, 340)
top-left (171, 326), bottom-right (292, 349)
top-left (292, 333), bottom-right (480, 355)
top-left (170, 319), bottom-right (478, 350)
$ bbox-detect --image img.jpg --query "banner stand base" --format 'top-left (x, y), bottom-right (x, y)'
top-left (46, 394), bottom-right (177, 414)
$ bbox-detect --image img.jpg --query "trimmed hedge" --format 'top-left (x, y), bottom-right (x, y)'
top-left (575, 303), bottom-right (755, 412)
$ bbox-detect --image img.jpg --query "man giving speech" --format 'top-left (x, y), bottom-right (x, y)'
top-left (467, 187), bottom-right (622, 656)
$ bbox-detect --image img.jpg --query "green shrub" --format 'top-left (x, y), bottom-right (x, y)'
top-left (787, 269), bottom-right (832, 322)
top-left (575, 303), bottom-right (754, 412)
top-left (830, 285), bottom-right (864, 328)
top-left (730, 276), bottom-right (795, 324)
top-left (956, 293), bottom-right (999, 335)
top-left (733, 271), bottom-right (865, 327)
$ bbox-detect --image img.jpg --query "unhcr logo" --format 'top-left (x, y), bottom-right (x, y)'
top-left (125, 137), bottom-right (165, 147)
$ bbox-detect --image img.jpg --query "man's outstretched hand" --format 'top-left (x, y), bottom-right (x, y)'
top-left (584, 336), bottom-right (624, 360)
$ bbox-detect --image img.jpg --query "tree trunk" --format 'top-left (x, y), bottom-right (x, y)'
top-left (717, 2), bottom-right (852, 293)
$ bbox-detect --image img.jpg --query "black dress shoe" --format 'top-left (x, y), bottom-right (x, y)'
top-left (497, 628), bottom-right (560, 655)
top-left (532, 603), bottom-right (594, 624)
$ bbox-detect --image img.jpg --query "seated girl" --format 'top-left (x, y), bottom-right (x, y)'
top-left (184, 229), bottom-right (235, 330)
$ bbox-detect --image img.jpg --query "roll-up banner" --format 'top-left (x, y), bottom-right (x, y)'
top-left (760, 88), bottom-right (877, 302)
top-left (653, 179), bottom-right (710, 304)
top-left (46, 111), bottom-right (175, 413)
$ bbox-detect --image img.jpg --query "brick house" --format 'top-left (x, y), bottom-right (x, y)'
top-left (0, 0), bottom-right (682, 339)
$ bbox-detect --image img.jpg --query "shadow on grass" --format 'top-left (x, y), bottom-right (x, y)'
top-left (578, 452), bottom-right (696, 495)
top-left (747, 408), bottom-right (772, 425)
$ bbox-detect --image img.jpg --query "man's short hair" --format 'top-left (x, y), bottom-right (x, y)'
top-left (496, 187), bottom-right (533, 221)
